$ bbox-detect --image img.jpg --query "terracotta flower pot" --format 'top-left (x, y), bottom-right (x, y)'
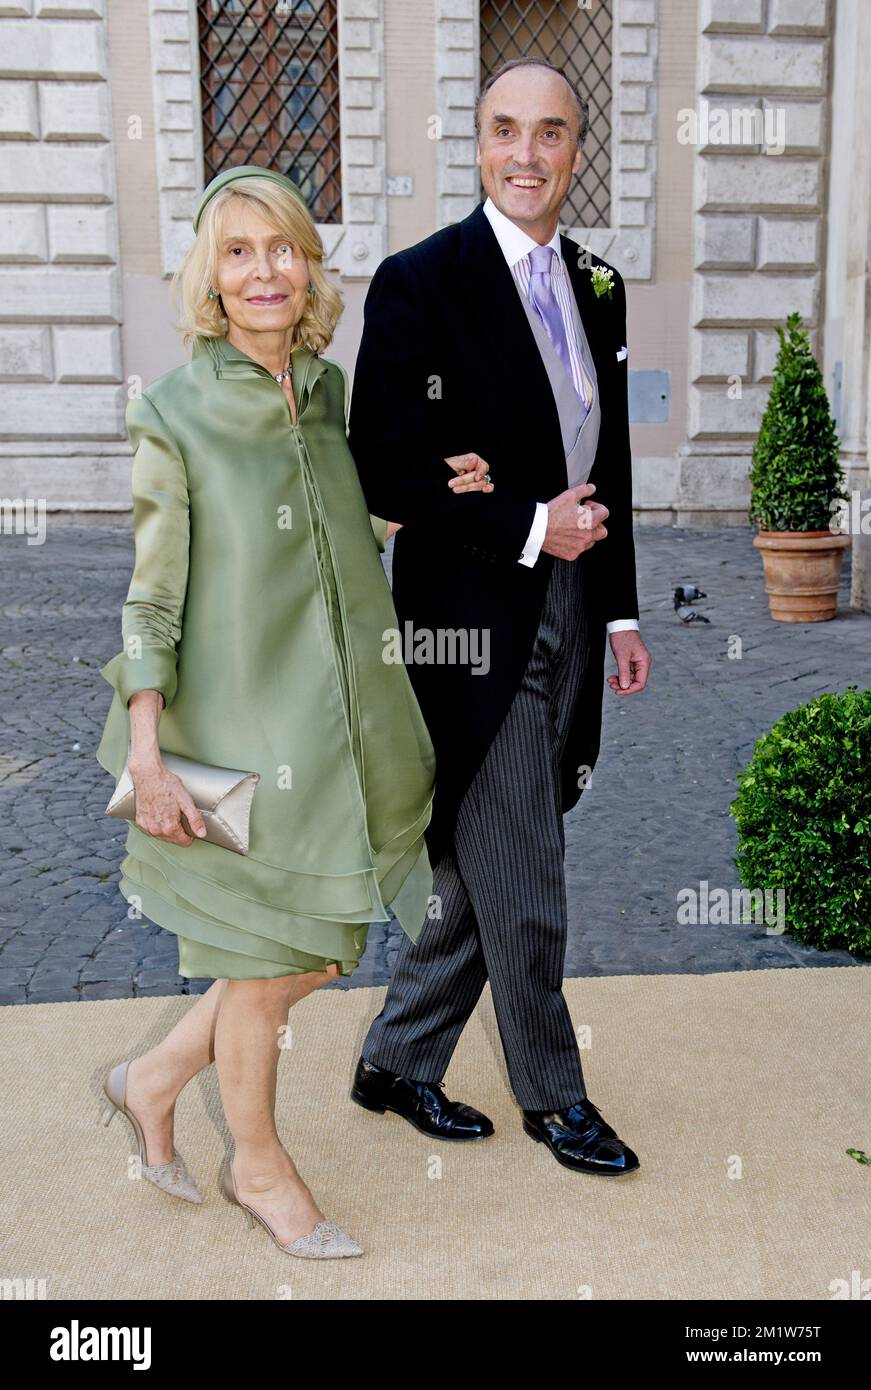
top-left (752, 530), bottom-right (850, 622)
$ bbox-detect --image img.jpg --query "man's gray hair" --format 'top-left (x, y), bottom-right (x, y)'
top-left (474, 58), bottom-right (590, 147)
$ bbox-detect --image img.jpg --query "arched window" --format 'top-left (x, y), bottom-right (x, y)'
top-left (480, 0), bottom-right (612, 227)
top-left (197, 0), bottom-right (341, 222)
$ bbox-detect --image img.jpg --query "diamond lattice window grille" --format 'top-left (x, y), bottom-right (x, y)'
top-left (198, 0), bottom-right (341, 223)
top-left (480, 0), bottom-right (612, 227)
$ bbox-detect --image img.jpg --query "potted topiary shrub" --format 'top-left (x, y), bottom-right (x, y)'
top-left (731, 688), bottom-right (871, 956)
top-left (749, 311), bottom-right (849, 621)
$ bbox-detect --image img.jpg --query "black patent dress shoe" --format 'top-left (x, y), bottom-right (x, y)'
top-left (522, 1098), bottom-right (640, 1175)
top-left (350, 1056), bottom-right (494, 1140)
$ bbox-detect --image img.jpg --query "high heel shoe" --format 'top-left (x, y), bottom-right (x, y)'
top-left (102, 1060), bottom-right (204, 1204)
top-left (218, 1154), bottom-right (363, 1258)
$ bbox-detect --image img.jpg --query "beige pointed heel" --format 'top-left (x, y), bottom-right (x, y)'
top-left (219, 1154), bottom-right (363, 1258)
top-left (102, 1060), bottom-right (204, 1204)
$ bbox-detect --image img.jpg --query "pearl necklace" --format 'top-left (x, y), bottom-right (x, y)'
top-left (273, 363), bottom-right (292, 385)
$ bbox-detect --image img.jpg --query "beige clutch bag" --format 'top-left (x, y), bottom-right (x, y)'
top-left (105, 748), bottom-right (261, 855)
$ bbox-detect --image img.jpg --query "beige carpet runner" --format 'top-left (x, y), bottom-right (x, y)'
top-left (1, 967), bottom-right (868, 1300)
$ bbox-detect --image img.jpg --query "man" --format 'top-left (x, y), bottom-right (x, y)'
top-left (348, 58), bottom-right (651, 1175)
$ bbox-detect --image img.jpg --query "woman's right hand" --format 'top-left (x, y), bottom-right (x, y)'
top-left (129, 760), bottom-right (207, 847)
top-left (446, 452), bottom-right (495, 494)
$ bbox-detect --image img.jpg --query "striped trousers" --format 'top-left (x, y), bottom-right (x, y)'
top-left (362, 554), bottom-right (590, 1111)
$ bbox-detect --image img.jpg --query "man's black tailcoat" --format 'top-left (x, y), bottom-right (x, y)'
top-left (348, 201), bottom-right (639, 868)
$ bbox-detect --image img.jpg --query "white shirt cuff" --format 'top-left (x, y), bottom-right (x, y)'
top-left (606, 619), bottom-right (640, 634)
top-left (517, 501), bottom-right (549, 566)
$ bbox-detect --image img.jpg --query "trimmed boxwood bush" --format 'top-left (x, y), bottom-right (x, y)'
top-left (731, 688), bottom-right (871, 955)
top-left (748, 311), bottom-right (847, 532)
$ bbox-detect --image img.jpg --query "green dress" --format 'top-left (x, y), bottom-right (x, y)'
top-left (95, 333), bottom-right (436, 979)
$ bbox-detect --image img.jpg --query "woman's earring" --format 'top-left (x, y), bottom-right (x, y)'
top-left (307, 282), bottom-right (315, 295)
top-left (208, 287), bottom-right (217, 301)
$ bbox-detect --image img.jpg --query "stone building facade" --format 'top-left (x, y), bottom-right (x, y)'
top-left (0, 0), bottom-right (868, 610)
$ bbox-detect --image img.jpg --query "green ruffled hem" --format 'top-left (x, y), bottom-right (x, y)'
top-left (116, 830), bottom-right (433, 980)
top-left (122, 873), bottom-right (362, 979)
top-left (119, 816), bottom-right (430, 952)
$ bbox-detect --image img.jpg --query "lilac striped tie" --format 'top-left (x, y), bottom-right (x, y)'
top-left (526, 244), bottom-right (589, 416)
top-left (527, 244), bottom-right (573, 374)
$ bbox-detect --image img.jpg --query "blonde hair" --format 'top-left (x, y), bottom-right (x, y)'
top-left (172, 177), bottom-right (343, 354)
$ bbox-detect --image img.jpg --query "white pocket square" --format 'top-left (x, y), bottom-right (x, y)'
top-left (616, 346), bottom-right (628, 361)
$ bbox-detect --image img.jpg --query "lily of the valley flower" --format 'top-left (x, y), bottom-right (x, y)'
top-left (591, 266), bottom-right (614, 301)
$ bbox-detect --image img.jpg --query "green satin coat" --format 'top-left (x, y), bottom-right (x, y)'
top-left (95, 333), bottom-right (436, 979)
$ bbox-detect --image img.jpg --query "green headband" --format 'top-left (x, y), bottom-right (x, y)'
top-left (192, 165), bottom-right (308, 232)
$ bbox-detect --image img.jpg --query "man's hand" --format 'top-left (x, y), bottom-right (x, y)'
top-left (607, 630), bottom-right (651, 697)
top-left (541, 483), bottom-right (609, 560)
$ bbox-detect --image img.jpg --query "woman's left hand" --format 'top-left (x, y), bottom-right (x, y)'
top-left (446, 452), bottom-right (495, 494)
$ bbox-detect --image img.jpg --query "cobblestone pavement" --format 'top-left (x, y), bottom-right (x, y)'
top-left (1, 523), bottom-right (868, 1004)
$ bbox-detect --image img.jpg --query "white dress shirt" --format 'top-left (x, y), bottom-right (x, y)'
top-left (482, 196), bottom-right (639, 636)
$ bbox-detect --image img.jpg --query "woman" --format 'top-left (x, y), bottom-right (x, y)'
top-left (95, 165), bottom-right (493, 1259)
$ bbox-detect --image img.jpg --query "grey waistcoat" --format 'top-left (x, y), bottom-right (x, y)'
top-left (513, 269), bottom-right (601, 488)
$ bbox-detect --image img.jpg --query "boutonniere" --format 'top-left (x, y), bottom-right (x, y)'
top-left (590, 266), bottom-right (614, 301)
